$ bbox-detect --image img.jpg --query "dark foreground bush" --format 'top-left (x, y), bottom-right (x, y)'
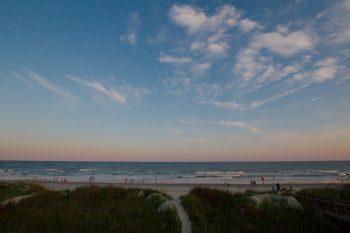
top-left (0, 186), bottom-right (181, 233)
top-left (181, 187), bottom-right (338, 233)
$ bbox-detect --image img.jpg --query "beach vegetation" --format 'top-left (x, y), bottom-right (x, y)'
top-left (0, 185), bottom-right (181, 233)
top-left (181, 187), bottom-right (338, 233)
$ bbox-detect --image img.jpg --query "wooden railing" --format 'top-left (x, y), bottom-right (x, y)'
top-left (292, 191), bottom-right (350, 223)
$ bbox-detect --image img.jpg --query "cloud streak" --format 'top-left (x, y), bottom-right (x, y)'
top-left (24, 69), bottom-right (77, 100)
top-left (120, 12), bottom-right (140, 44)
top-left (158, 53), bottom-right (193, 64)
top-left (218, 121), bottom-right (260, 133)
top-left (67, 75), bottom-right (126, 104)
top-left (197, 100), bottom-right (243, 111)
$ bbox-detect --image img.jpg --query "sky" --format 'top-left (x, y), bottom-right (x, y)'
top-left (0, 0), bottom-right (350, 161)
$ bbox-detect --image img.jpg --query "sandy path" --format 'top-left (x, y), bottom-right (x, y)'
top-left (172, 197), bottom-right (191, 233)
top-left (1, 194), bottom-right (33, 206)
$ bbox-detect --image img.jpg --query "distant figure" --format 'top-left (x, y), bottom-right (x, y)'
top-left (250, 180), bottom-right (253, 186)
top-left (253, 180), bottom-right (256, 185)
top-left (64, 178), bottom-right (67, 183)
top-left (272, 184), bottom-right (275, 191)
top-left (276, 183), bottom-right (280, 191)
top-left (261, 176), bottom-right (264, 184)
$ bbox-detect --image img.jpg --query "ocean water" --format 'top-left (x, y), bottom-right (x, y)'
top-left (0, 161), bottom-right (349, 184)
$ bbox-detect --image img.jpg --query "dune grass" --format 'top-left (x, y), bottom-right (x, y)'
top-left (181, 187), bottom-right (338, 233)
top-left (0, 186), bottom-right (181, 233)
top-left (0, 182), bottom-right (47, 202)
top-left (301, 184), bottom-right (350, 200)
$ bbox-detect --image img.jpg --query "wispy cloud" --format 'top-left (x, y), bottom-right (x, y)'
top-left (218, 121), bottom-right (260, 133)
top-left (197, 100), bottom-right (243, 111)
top-left (67, 75), bottom-right (126, 104)
top-left (120, 12), bottom-right (140, 44)
top-left (147, 27), bottom-right (166, 44)
top-left (289, 57), bottom-right (338, 84)
top-left (178, 137), bottom-right (209, 144)
top-left (239, 18), bottom-right (259, 33)
top-left (167, 126), bottom-right (184, 136)
top-left (235, 26), bottom-right (315, 82)
top-left (166, 4), bottom-right (260, 78)
top-left (325, 0), bottom-right (350, 44)
top-left (191, 62), bottom-right (211, 75)
top-left (250, 88), bottom-right (300, 108)
top-left (67, 75), bottom-right (150, 105)
top-left (24, 69), bottom-right (77, 100)
top-left (158, 53), bottom-right (193, 64)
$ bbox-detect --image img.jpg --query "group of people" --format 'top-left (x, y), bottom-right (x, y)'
top-left (52, 176), bottom-right (67, 183)
top-left (89, 176), bottom-right (95, 184)
top-left (272, 183), bottom-right (281, 191)
top-left (250, 176), bottom-right (265, 186)
top-left (272, 182), bottom-right (292, 192)
top-left (250, 180), bottom-right (257, 185)
top-left (248, 176), bottom-right (292, 192)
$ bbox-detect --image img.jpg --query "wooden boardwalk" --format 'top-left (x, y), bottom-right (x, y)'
top-left (292, 191), bottom-right (350, 223)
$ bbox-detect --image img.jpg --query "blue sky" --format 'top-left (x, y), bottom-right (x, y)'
top-left (1, 0), bottom-right (350, 161)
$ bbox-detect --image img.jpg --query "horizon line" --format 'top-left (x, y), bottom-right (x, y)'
top-left (1, 159), bottom-right (349, 163)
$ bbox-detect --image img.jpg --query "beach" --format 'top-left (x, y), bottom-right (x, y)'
top-left (3, 179), bottom-right (345, 199)
top-left (1, 179), bottom-right (348, 233)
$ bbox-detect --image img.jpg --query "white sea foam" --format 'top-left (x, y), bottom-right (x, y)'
top-left (45, 169), bottom-right (63, 172)
top-left (0, 169), bottom-right (14, 172)
top-left (79, 169), bottom-right (97, 172)
top-left (337, 173), bottom-right (347, 176)
top-left (319, 170), bottom-right (338, 174)
top-left (194, 171), bottom-right (244, 177)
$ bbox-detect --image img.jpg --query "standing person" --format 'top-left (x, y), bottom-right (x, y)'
top-left (261, 176), bottom-right (264, 184)
top-left (276, 183), bottom-right (280, 191)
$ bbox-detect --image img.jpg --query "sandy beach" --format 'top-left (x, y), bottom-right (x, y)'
top-left (3, 180), bottom-right (345, 199)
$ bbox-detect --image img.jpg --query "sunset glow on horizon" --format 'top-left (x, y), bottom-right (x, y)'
top-left (1, 1), bottom-right (350, 161)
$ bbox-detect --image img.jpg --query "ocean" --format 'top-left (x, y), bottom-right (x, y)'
top-left (0, 161), bottom-right (349, 184)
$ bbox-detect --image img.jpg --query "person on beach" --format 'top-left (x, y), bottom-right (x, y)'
top-left (276, 182), bottom-right (280, 191)
top-left (261, 176), bottom-right (264, 184)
